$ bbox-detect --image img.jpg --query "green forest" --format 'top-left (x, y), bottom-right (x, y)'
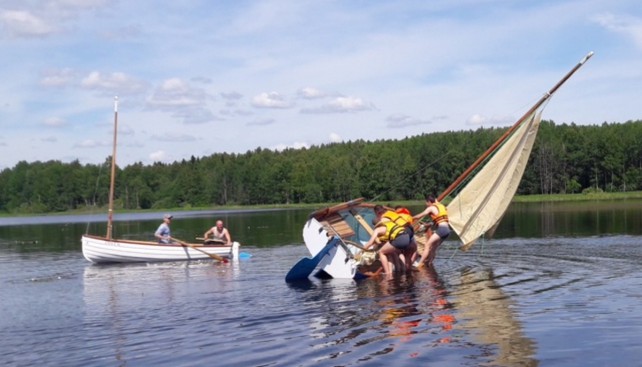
top-left (1, 120), bottom-right (641, 214)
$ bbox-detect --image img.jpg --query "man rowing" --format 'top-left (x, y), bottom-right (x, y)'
top-left (203, 220), bottom-right (233, 246)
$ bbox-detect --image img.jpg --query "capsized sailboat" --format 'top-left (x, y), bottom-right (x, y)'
top-left (81, 97), bottom-right (238, 264)
top-left (286, 52), bottom-right (594, 281)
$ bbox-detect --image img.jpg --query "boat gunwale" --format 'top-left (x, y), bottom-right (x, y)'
top-left (81, 234), bottom-right (232, 249)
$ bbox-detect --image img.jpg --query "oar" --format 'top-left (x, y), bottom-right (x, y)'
top-left (285, 237), bottom-right (339, 282)
top-left (172, 237), bottom-right (228, 263)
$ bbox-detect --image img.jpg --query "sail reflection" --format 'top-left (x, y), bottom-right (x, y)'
top-left (453, 266), bottom-right (538, 366)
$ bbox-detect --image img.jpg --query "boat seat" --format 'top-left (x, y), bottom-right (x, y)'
top-left (320, 214), bottom-right (355, 239)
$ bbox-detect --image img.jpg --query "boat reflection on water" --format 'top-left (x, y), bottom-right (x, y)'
top-left (452, 266), bottom-right (538, 366)
top-left (296, 264), bottom-right (537, 366)
top-left (82, 259), bottom-right (240, 365)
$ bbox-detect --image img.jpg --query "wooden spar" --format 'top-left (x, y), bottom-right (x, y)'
top-left (438, 51), bottom-right (594, 201)
top-left (308, 197), bottom-right (365, 219)
top-left (106, 96), bottom-right (118, 239)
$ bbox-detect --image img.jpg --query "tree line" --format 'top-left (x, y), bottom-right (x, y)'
top-left (1, 120), bottom-right (641, 214)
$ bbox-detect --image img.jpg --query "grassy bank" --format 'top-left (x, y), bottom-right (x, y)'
top-left (512, 191), bottom-right (642, 202)
top-left (2, 191), bottom-right (641, 218)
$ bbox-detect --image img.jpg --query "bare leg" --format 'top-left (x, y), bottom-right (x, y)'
top-left (379, 243), bottom-right (396, 274)
top-left (416, 233), bottom-right (439, 266)
top-left (379, 252), bottom-right (392, 275)
top-left (426, 239), bottom-right (443, 265)
top-left (403, 244), bottom-right (416, 271)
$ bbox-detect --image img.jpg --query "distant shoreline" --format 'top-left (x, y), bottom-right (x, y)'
top-left (1, 191), bottom-right (641, 218)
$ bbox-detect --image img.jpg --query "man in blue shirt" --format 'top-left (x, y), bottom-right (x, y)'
top-left (155, 214), bottom-right (173, 244)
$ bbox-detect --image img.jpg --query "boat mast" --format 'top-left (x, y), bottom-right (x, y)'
top-left (438, 51), bottom-right (594, 201)
top-left (106, 96), bottom-right (118, 239)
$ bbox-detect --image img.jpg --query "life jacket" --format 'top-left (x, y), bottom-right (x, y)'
top-left (395, 208), bottom-right (414, 226)
top-left (376, 221), bottom-right (406, 243)
top-left (382, 210), bottom-right (410, 228)
top-left (429, 202), bottom-right (449, 225)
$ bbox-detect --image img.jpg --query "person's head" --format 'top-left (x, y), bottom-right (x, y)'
top-left (216, 220), bottom-right (224, 229)
top-left (374, 205), bottom-right (386, 217)
top-left (425, 194), bottom-right (436, 204)
top-left (163, 213), bottom-right (173, 223)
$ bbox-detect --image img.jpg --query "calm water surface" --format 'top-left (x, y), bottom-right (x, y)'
top-left (1, 200), bottom-right (642, 366)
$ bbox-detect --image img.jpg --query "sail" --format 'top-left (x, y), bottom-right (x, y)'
top-left (447, 108), bottom-right (543, 251)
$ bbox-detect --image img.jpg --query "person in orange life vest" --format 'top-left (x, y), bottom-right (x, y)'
top-left (363, 205), bottom-right (412, 275)
top-left (203, 220), bottom-right (232, 246)
top-left (413, 194), bottom-right (450, 267)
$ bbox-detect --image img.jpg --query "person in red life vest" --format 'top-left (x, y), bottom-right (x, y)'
top-left (394, 205), bottom-right (419, 267)
top-left (413, 195), bottom-right (450, 267)
top-left (363, 205), bottom-right (412, 275)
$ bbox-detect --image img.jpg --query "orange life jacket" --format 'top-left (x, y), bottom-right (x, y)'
top-left (429, 202), bottom-right (449, 225)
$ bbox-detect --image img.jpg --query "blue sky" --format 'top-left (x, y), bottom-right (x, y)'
top-left (1, 0), bottom-right (640, 170)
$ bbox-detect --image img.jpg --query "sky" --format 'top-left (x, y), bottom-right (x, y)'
top-left (1, 0), bottom-right (641, 170)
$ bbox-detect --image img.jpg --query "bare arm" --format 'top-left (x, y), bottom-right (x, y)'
top-left (223, 229), bottom-right (232, 245)
top-left (363, 227), bottom-right (384, 250)
top-left (203, 227), bottom-right (213, 238)
top-left (413, 206), bottom-right (434, 221)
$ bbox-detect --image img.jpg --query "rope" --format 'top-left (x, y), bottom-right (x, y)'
top-left (369, 150), bottom-right (453, 203)
top-left (447, 243), bottom-right (459, 262)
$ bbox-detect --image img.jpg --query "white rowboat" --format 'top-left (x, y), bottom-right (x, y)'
top-left (81, 97), bottom-right (236, 264)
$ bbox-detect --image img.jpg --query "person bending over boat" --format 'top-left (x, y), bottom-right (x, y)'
top-left (394, 205), bottom-right (419, 266)
top-left (363, 206), bottom-right (412, 275)
top-left (155, 214), bottom-right (173, 244)
top-left (203, 220), bottom-right (232, 246)
top-left (413, 195), bottom-right (450, 267)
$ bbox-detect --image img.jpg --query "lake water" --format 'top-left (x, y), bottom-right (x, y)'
top-left (1, 200), bottom-right (642, 366)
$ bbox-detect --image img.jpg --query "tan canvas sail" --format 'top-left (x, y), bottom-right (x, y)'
top-left (438, 52), bottom-right (593, 252)
top-left (447, 109), bottom-right (543, 250)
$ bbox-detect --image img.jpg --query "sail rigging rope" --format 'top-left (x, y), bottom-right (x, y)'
top-left (369, 149), bottom-right (454, 203)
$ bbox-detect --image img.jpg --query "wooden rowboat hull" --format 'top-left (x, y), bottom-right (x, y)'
top-left (81, 234), bottom-right (238, 264)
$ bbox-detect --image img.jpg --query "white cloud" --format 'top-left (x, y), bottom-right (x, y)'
top-left (81, 71), bottom-right (148, 95)
top-left (251, 92), bottom-right (291, 108)
top-left (146, 78), bottom-right (210, 109)
top-left (301, 96), bottom-right (376, 114)
top-left (329, 132), bottom-right (342, 143)
top-left (592, 12), bottom-right (642, 49)
top-left (40, 68), bottom-right (76, 87)
top-left (467, 114), bottom-right (487, 126)
top-left (43, 117), bottom-right (66, 127)
top-left (149, 150), bottom-right (169, 163)
top-left (0, 10), bottom-right (55, 38)
top-left (298, 87), bottom-right (326, 99)
top-left (272, 142), bottom-right (309, 151)
top-left (386, 114), bottom-right (432, 128)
